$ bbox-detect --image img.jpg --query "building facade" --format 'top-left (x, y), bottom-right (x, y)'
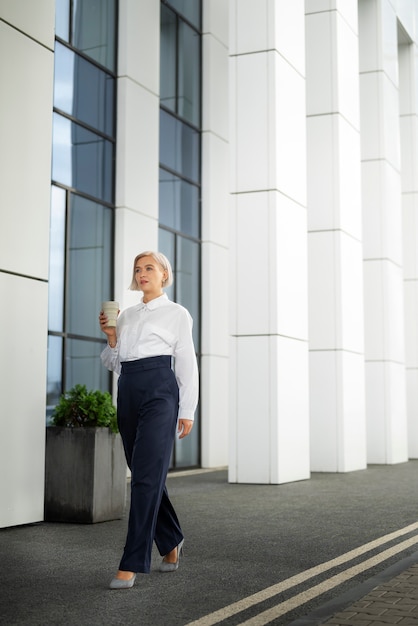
top-left (1, 0), bottom-right (417, 528)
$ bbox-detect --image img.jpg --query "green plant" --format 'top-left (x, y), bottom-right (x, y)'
top-left (52, 384), bottom-right (118, 433)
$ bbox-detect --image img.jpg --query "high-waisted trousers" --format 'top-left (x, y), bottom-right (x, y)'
top-left (117, 356), bottom-right (183, 573)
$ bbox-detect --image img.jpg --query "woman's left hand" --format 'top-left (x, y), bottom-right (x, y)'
top-left (178, 419), bottom-right (193, 439)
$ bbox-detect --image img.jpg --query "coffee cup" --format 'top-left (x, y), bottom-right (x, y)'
top-left (102, 301), bottom-right (119, 327)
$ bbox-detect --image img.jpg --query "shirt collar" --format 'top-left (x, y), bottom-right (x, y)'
top-left (136, 293), bottom-right (168, 311)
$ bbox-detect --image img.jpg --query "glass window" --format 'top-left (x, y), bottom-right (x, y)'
top-left (159, 0), bottom-right (202, 468)
top-left (160, 5), bottom-right (201, 127)
top-left (159, 169), bottom-right (200, 237)
top-left (67, 194), bottom-right (113, 338)
top-left (52, 113), bottom-right (114, 203)
top-left (174, 406), bottom-right (200, 467)
top-left (159, 228), bottom-right (175, 302)
top-left (48, 186), bottom-right (66, 332)
top-left (55, 0), bottom-right (70, 41)
top-left (159, 229), bottom-right (201, 349)
top-left (176, 236), bottom-right (200, 350)
top-left (47, 335), bottom-right (63, 412)
top-left (160, 109), bottom-right (200, 183)
top-left (165, 0), bottom-right (201, 29)
top-left (159, 231), bottom-right (201, 351)
top-left (159, 228), bottom-right (201, 469)
top-left (54, 42), bottom-right (115, 136)
top-left (72, 0), bottom-right (116, 71)
top-left (65, 339), bottom-right (109, 392)
top-left (49, 0), bottom-right (117, 418)
top-left (178, 21), bottom-right (200, 126)
top-left (160, 5), bottom-right (177, 114)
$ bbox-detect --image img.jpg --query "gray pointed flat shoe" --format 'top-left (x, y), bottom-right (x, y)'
top-left (159, 539), bottom-right (184, 573)
top-left (109, 573), bottom-right (136, 589)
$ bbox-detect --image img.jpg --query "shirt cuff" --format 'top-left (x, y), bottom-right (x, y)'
top-left (178, 408), bottom-right (195, 421)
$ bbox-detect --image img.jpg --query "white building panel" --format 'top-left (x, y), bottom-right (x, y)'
top-left (0, 275), bottom-right (49, 527)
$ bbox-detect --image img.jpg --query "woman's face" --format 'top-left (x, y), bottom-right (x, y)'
top-left (134, 255), bottom-right (167, 301)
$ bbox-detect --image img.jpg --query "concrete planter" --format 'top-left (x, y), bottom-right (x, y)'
top-left (44, 427), bottom-right (126, 523)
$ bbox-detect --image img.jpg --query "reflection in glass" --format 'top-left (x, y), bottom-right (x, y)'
top-left (165, 0), bottom-right (201, 29)
top-left (178, 21), bottom-right (201, 126)
top-left (174, 405), bottom-right (200, 467)
top-left (159, 228), bottom-right (175, 302)
top-left (160, 5), bottom-right (201, 127)
top-left (48, 0), bottom-right (117, 420)
top-left (176, 236), bottom-right (200, 350)
top-left (160, 5), bottom-right (177, 114)
top-left (52, 113), bottom-right (113, 203)
top-left (159, 0), bottom-right (201, 468)
top-left (67, 194), bottom-right (113, 338)
top-left (55, 0), bottom-right (70, 41)
top-left (65, 338), bottom-right (109, 392)
top-left (46, 335), bottom-right (63, 412)
top-left (72, 0), bottom-right (116, 71)
top-left (160, 110), bottom-right (200, 183)
top-left (159, 229), bottom-right (201, 469)
top-left (54, 42), bottom-right (114, 136)
top-left (48, 186), bottom-right (66, 332)
top-left (159, 169), bottom-right (200, 237)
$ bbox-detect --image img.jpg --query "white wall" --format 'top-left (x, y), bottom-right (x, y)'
top-left (0, 0), bottom-right (55, 527)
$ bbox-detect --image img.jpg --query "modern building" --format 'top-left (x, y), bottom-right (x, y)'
top-left (1, 0), bottom-right (417, 528)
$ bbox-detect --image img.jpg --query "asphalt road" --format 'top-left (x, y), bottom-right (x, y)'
top-left (1, 461), bottom-right (417, 625)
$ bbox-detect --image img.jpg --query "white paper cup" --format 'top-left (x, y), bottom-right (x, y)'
top-left (102, 301), bottom-right (119, 327)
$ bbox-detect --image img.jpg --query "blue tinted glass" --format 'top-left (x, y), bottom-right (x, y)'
top-left (176, 236), bottom-right (200, 350)
top-left (67, 194), bottom-right (113, 338)
top-left (54, 42), bottom-right (115, 136)
top-left (159, 227), bottom-right (200, 468)
top-left (160, 110), bottom-right (200, 183)
top-left (52, 113), bottom-right (113, 203)
top-left (55, 0), bottom-right (70, 41)
top-left (165, 0), bottom-right (201, 29)
top-left (54, 44), bottom-right (75, 112)
top-left (160, 5), bottom-right (177, 114)
top-left (72, 0), bottom-right (116, 72)
top-left (47, 335), bottom-right (63, 412)
top-left (178, 21), bottom-right (201, 126)
top-left (159, 168), bottom-right (200, 237)
top-left (159, 228), bottom-right (175, 302)
top-left (48, 186), bottom-right (66, 332)
top-left (174, 404), bottom-right (200, 467)
top-left (65, 338), bottom-right (109, 392)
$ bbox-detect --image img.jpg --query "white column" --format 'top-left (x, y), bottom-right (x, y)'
top-left (229, 0), bottom-right (310, 484)
top-left (399, 39), bottom-right (418, 458)
top-left (0, 0), bottom-right (55, 527)
top-left (306, 2), bottom-right (367, 472)
top-left (115, 0), bottom-right (161, 311)
top-left (200, 1), bottom-right (229, 467)
top-left (359, 0), bottom-right (408, 463)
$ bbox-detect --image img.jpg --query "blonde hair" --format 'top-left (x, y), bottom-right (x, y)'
top-left (128, 251), bottom-right (174, 291)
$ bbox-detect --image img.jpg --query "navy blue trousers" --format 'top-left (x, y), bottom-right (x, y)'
top-left (117, 356), bottom-right (183, 574)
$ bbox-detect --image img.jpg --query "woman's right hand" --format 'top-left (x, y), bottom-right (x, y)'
top-left (99, 310), bottom-right (117, 341)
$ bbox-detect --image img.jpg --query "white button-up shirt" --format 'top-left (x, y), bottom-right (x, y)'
top-left (101, 294), bottom-right (199, 421)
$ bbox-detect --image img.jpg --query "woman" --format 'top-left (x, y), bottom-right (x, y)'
top-left (99, 251), bottom-right (199, 590)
